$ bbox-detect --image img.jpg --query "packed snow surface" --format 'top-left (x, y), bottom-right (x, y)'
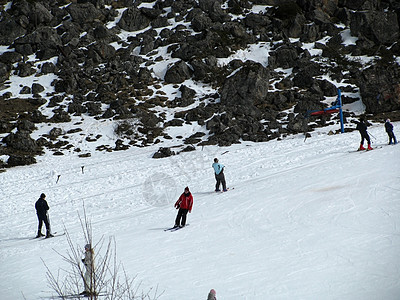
top-left (1, 123), bottom-right (400, 300)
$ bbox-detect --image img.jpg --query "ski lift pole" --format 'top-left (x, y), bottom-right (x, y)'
top-left (337, 89), bottom-right (344, 133)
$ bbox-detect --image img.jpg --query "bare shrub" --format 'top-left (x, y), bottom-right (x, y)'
top-left (44, 206), bottom-right (163, 300)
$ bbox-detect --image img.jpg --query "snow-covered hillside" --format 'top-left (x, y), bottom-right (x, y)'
top-left (1, 121), bottom-right (399, 299)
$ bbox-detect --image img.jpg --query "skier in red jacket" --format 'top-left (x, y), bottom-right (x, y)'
top-left (174, 186), bottom-right (193, 228)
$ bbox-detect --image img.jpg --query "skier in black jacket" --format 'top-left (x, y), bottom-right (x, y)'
top-left (385, 119), bottom-right (397, 145)
top-left (35, 193), bottom-right (53, 238)
top-left (356, 117), bottom-right (373, 150)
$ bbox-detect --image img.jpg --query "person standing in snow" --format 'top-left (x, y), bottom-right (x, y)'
top-left (35, 193), bottom-right (54, 238)
top-left (207, 289), bottom-right (217, 300)
top-left (174, 186), bottom-right (193, 228)
top-left (212, 158), bottom-right (227, 192)
top-left (81, 243), bottom-right (95, 296)
top-left (355, 116), bottom-right (373, 150)
top-left (384, 119), bottom-right (397, 145)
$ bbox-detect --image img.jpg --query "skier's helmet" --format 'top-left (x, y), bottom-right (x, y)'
top-left (40, 193), bottom-right (46, 198)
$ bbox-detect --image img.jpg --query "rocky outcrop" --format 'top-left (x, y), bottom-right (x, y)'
top-left (118, 7), bottom-right (150, 31)
top-left (358, 64), bottom-right (400, 114)
top-left (0, 0), bottom-right (398, 168)
top-left (2, 130), bottom-right (42, 154)
top-left (350, 10), bottom-right (399, 45)
top-left (220, 61), bottom-right (269, 107)
top-left (164, 60), bottom-right (193, 84)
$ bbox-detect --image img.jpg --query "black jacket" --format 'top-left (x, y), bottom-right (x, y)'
top-left (35, 198), bottom-right (49, 218)
top-left (356, 120), bottom-right (368, 132)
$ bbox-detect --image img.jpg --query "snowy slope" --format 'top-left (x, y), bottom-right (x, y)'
top-left (1, 122), bottom-right (400, 300)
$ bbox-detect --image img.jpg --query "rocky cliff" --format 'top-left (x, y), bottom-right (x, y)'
top-left (0, 0), bottom-right (399, 168)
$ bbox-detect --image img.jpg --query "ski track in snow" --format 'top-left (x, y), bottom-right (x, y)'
top-left (1, 124), bottom-right (400, 299)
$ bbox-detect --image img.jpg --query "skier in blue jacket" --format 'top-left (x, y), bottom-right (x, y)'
top-left (385, 119), bottom-right (397, 145)
top-left (212, 158), bottom-right (227, 192)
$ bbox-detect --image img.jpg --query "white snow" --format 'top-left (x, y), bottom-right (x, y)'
top-left (1, 120), bottom-right (400, 299)
top-left (218, 42), bottom-right (270, 68)
top-left (2, 72), bottom-right (58, 98)
top-left (341, 29), bottom-right (358, 46)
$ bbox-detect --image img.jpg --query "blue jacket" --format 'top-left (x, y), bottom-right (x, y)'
top-left (385, 121), bottom-right (393, 133)
top-left (212, 162), bottom-right (224, 175)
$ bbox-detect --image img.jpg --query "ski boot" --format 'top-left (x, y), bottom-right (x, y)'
top-left (367, 144), bottom-right (373, 151)
top-left (46, 230), bottom-right (54, 238)
top-left (358, 144), bottom-right (365, 151)
top-left (36, 231), bottom-right (44, 238)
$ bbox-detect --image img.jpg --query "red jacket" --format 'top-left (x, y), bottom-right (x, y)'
top-left (175, 192), bottom-right (193, 212)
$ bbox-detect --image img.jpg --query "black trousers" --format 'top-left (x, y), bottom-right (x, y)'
top-left (215, 172), bottom-right (226, 191)
top-left (37, 214), bottom-right (50, 233)
top-left (175, 208), bottom-right (189, 226)
top-left (359, 131), bottom-right (371, 145)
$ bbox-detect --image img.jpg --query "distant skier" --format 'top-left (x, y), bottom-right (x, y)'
top-left (207, 289), bottom-right (217, 300)
top-left (174, 186), bottom-right (193, 228)
top-left (212, 158), bottom-right (227, 192)
top-left (355, 116), bottom-right (373, 150)
top-left (81, 243), bottom-right (95, 296)
top-left (35, 193), bottom-right (54, 238)
top-left (385, 119), bottom-right (397, 145)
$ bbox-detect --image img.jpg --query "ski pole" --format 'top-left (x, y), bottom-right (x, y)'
top-left (368, 131), bottom-right (376, 140)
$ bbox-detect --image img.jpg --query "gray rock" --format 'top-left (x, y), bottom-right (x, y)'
top-left (153, 147), bottom-right (175, 158)
top-left (40, 62), bottom-right (57, 74)
top-left (66, 2), bottom-right (105, 24)
top-left (49, 127), bottom-right (63, 138)
top-left (358, 64), bottom-right (400, 113)
top-left (220, 61), bottom-right (269, 107)
top-left (118, 7), bottom-right (150, 31)
top-left (14, 27), bottom-right (62, 59)
top-left (0, 62), bottom-right (9, 83)
top-left (0, 19), bottom-right (26, 45)
top-left (20, 86), bottom-right (31, 94)
top-left (164, 60), bottom-right (192, 84)
top-left (0, 52), bottom-right (23, 64)
top-left (7, 155), bottom-right (36, 167)
top-left (2, 131), bottom-right (41, 153)
top-left (87, 41), bottom-right (116, 61)
top-left (350, 10), bottom-right (399, 45)
top-left (17, 120), bottom-right (36, 132)
top-left (16, 62), bottom-right (36, 77)
top-left (32, 83), bottom-right (45, 95)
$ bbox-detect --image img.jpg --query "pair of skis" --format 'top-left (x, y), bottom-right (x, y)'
top-left (215, 187), bottom-right (234, 193)
top-left (31, 232), bottom-right (65, 240)
top-left (349, 145), bottom-right (383, 153)
top-left (164, 224), bottom-right (189, 232)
